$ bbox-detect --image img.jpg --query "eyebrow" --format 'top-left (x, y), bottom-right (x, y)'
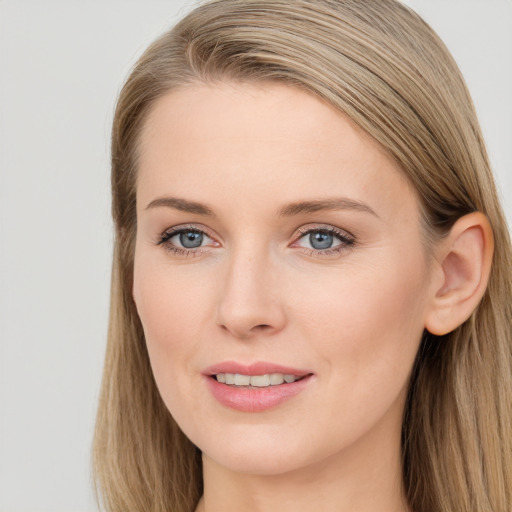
top-left (145, 196), bottom-right (378, 218)
top-left (145, 197), bottom-right (214, 216)
top-left (278, 198), bottom-right (378, 217)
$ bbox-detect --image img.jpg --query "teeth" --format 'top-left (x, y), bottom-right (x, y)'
top-left (270, 373), bottom-right (284, 385)
top-left (215, 373), bottom-right (299, 387)
top-left (234, 374), bottom-right (251, 386)
top-left (250, 374), bottom-right (271, 387)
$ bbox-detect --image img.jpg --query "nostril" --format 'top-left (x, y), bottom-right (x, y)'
top-left (254, 324), bottom-right (271, 331)
top-left (219, 322), bottom-right (273, 338)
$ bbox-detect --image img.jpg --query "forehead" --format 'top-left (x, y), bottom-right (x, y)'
top-left (136, 81), bottom-right (417, 222)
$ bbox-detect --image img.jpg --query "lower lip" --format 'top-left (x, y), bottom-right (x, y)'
top-left (205, 375), bottom-right (313, 412)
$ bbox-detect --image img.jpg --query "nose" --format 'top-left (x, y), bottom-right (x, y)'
top-left (215, 248), bottom-right (286, 339)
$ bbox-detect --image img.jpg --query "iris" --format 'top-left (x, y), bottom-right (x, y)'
top-left (310, 231), bottom-right (333, 250)
top-left (180, 231), bottom-right (203, 248)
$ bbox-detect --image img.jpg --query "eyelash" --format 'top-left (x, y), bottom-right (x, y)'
top-left (156, 225), bottom-right (216, 257)
top-left (294, 225), bottom-right (355, 256)
top-left (156, 224), bottom-right (356, 257)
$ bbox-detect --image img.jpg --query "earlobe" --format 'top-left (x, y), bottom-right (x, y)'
top-left (425, 212), bottom-right (494, 336)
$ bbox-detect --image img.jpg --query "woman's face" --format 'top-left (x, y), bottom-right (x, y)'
top-left (133, 82), bottom-right (435, 475)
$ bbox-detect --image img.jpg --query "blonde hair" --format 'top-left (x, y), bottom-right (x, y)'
top-left (93, 1), bottom-right (512, 511)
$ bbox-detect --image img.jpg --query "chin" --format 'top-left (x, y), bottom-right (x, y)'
top-left (189, 422), bottom-right (330, 477)
top-left (204, 445), bottom-right (310, 476)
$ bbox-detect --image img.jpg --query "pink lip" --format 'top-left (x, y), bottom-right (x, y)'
top-left (203, 361), bottom-right (314, 413)
top-left (203, 361), bottom-right (312, 377)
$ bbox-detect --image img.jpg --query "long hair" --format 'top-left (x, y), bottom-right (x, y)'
top-left (93, 1), bottom-right (512, 511)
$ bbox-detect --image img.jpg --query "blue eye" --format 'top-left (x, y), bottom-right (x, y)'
top-left (295, 227), bottom-right (354, 253)
top-left (157, 227), bottom-right (216, 254)
top-left (168, 229), bottom-right (213, 249)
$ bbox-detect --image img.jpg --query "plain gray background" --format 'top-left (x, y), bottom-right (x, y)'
top-left (0, 1), bottom-right (510, 511)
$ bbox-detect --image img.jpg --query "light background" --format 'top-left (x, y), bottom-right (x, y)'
top-left (0, 1), bottom-right (510, 511)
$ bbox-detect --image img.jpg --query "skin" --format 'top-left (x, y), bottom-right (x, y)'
top-left (132, 82), bottom-right (441, 512)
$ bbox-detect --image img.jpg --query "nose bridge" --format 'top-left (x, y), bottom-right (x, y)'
top-left (216, 238), bottom-right (285, 338)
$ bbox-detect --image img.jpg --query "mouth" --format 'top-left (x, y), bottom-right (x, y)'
top-left (204, 362), bottom-right (314, 412)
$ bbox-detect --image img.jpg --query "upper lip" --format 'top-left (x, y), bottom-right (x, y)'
top-left (203, 361), bottom-right (313, 377)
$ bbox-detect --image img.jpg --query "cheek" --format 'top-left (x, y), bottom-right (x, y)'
top-left (133, 264), bottom-right (216, 442)
top-left (279, 255), bottom-right (429, 452)
top-left (299, 256), bottom-right (425, 323)
top-left (293, 252), bottom-right (429, 391)
top-left (132, 254), bottom-right (213, 402)
top-left (134, 252), bottom-right (209, 341)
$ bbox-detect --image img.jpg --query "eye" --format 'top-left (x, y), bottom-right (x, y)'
top-left (157, 226), bottom-right (218, 255)
top-left (293, 226), bottom-right (355, 255)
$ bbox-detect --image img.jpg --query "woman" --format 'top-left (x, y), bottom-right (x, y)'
top-left (93, 1), bottom-right (512, 511)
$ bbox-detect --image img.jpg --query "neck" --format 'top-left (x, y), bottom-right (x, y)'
top-left (197, 414), bottom-right (410, 512)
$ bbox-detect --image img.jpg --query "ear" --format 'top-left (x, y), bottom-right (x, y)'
top-left (425, 212), bottom-right (494, 336)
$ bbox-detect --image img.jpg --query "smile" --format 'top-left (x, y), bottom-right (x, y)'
top-left (204, 363), bottom-right (314, 412)
top-left (215, 373), bottom-right (302, 387)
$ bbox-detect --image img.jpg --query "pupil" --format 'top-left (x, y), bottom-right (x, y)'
top-left (180, 231), bottom-right (203, 248)
top-left (310, 231), bottom-right (333, 250)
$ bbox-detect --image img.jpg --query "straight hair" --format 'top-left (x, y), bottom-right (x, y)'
top-left (93, 1), bottom-right (512, 511)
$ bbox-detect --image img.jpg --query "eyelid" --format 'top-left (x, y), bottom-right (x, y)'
top-left (293, 223), bottom-right (355, 242)
top-left (158, 224), bottom-right (218, 242)
top-left (156, 223), bottom-right (221, 255)
top-left (290, 223), bottom-right (356, 255)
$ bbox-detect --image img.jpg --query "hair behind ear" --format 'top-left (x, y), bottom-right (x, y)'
top-left (403, 210), bottom-right (512, 511)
